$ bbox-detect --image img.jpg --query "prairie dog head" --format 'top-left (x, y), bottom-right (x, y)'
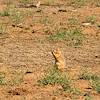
top-left (52, 48), bottom-right (62, 58)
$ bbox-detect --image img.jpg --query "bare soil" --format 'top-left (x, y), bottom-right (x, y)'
top-left (0, 0), bottom-right (100, 100)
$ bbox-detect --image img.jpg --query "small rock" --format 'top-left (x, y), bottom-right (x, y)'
top-left (71, 9), bottom-right (77, 12)
top-left (82, 23), bottom-right (91, 26)
top-left (36, 1), bottom-right (41, 8)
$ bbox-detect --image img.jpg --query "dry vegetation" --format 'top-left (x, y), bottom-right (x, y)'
top-left (0, 0), bottom-right (100, 100)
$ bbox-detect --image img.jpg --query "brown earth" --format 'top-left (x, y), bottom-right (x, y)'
top-left (0, 0), bottom-right (100, 100)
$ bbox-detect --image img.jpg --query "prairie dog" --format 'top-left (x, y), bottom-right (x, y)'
top-left (52, 48), bottom-right (66, 70)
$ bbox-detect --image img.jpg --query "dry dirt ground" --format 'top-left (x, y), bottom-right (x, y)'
top-left (0, 0), bottom-right (100, 100)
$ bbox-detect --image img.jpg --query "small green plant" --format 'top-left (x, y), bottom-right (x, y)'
top-left (79, 70), bottom-right (100, 81)
top-left (67, 17), bottom-right (79, 25)
top-left (0, 72), bottom-right (6, 85)
top-left (70, 87), bottom-right (81, 95)
top-left (19, 0), bottom-right (33, 5)
top-left (0, 23), bottom-right (7, 34)
top-left (85, 95), bottom-right (92, 100)
top-left (45, 0), bottom-right (54, 5)
top-left (92, 79), bottom-right (100, 93)
top-left (38, 66), bottom-right (72, 91)
top-left (0, 7), bottom-right (10, 17)
top-left (0, 70), bottom-right (24, 86)
top-left (40, 17), bottom-right (49, 25)
top-left (79, 69), bottom-right (100, 93)
top-left (0, 6), bottom-right (24, 27)
top-left (49, 29), bottom-right (67, 41)
top-left (86, 16), bottom-right (96, 24)
top-left (9, 8), bottom-right (24, 25)
top-left (67, 28), bottom-right (84, 46)
top-left (49, 28), bottom-right (84, 47)
top-left (70, 0), bottom-right (86, 8)
top-left (0, 6), bottom-right (24, 26)
top-left (94, 0), bottom-right (100, 7)
top-left (10, 71), bottom-right (24, 85)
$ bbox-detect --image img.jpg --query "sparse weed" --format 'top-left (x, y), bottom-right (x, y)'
top-left (49, 28), bottom-right (84, 47)
top-left (92, 79), bottom-right (100, 93)
top-left (79, 70), bottom-right (100, 81)
top-left (70, 0), bottom-right (86, 8)
top-left (3, 0), bottom-right (12, 5)
top-left (9, 7), bottom-right (24, 25)
top-left (38, 66), bottom-right (72, 91)
top-left (79, 69), bottom-right (100, 93)
top-left (19, 0), bottom-right (33, 5)
top-left (0, 23), bottom-right (8, 34)
top-left (10, 71), bottom-right (24, 85)
top-left (0, 6), bottom-right (24, 26)
top-left (0, 72), bottom-right (6, 85)
top-left (86, 16), bottom-right (96, 24)
top-left (45, 0), bottom-right (54, 5)
top-left (70, 87), bottom-right (81, 95)
top-left (40, 17), bottom-right (49, 25)
top-left (49, 29), bottom-right (67, 41)
top-left (0, 7), bottom-right (10, 17)
top-left (67, 17), bottom-right (79, 25)
top-left (66, 28), bottom-right (84, 46)
top-left (85, 95), bottom-right (92, 100)
top-left (0, 70), bottom-right (24, 86)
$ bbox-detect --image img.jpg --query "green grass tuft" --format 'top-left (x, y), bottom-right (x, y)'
top-left (67, 17), bottom-right (79, 25)
top-left (0, 7), bottom-right (10, 17)
top-left (0, 23), bottom-right (8, 34)
top-left (38, 66), bottom-right (72, 91)
top-left (85, 95), bottom-right (92, 100)
top-left (92, 79), bottom-right (100, 93)
top-left (70, 0), bottom-right (86, 8)
top-left (86, 15), bottom-right (96, 24)
top-left (0, 72), bottom-right (6, 85)
top-left (49, 28), bottom-right (84, 47)
top-left (79, 72), bottom-right (100, 81)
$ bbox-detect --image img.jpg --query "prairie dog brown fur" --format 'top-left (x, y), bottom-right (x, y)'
top-left (52, 48), bottom-right (66, 70)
